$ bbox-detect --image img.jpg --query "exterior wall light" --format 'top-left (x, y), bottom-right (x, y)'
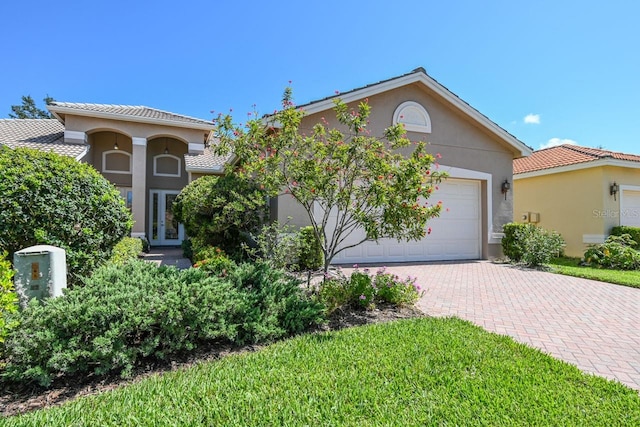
top-left (501, 179), bottom-right (510, 200)
top-left (610, 182), bottom-right (619, 201)
top-left (113, 132), bottom-right (119, 150)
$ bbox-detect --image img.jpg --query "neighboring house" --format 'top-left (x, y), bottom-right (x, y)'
top-left (272, 67), bottom-right (532, 263)
top-left (0, 104), bottom-right (229, 247)
top-left (0, 68), bottom-right (532, 263)
top-left (513, 144), bottom-right (640, 257)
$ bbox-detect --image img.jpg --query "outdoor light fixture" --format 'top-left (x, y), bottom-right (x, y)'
top-left (113, 133), bottom-right (119, 150)
top-left (164, 137), bottom-right (169, 155)
top-left (610, 181), bottom-right (619, 201)
top-left (501, 179), bottom-right (511, 200)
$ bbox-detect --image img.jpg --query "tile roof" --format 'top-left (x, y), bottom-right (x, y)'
top-left (514, 144), bottom-right (640, 174)
top-left (184, 147), bottom-right (232, 172)
top-left (49, 102), bottom-right (214, 127)
top-left (0, 119), bottom-right (88, 158)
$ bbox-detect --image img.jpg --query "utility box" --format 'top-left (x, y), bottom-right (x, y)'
top-left (14, 245), bottom-right (67, 306)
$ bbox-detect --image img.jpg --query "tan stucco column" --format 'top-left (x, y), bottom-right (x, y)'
top-left (131, 137), bottom-right (147, 239)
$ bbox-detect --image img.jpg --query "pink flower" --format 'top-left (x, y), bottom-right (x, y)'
top-left (353, 264), bottom-right (359, 269)
top-left (359, 294), bottom-right (366, 300)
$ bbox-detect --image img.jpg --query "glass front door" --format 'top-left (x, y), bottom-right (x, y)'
top-left (149, 190), bottom-right (184, 246)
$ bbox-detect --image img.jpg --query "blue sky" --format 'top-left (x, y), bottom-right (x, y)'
top-left (2, 0), bottom-right (638, 153)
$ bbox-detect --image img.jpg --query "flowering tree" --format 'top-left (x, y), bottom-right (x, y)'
top-left (214, 88), bottom-right (446, 272)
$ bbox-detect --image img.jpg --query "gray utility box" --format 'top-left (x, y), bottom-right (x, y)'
top-left (14, 245), bottom-right (67, 305)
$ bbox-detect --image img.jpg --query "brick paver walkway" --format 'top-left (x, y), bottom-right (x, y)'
top-left (382, 261), bottom-right (640, 391)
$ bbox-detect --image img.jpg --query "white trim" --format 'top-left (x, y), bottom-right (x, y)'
top-left (619, 185), bottom-right (640, 227)
top-left (132, 137), bottom-right (147, 147)
top-left (130, 232), bottom-right (146, 239)
top-left (514, 158), bottom-right (640, 180)
top-left (49, 105), bottom-right (214, 131)
top-left (393, 101), bottom-right (432, 133)
top-left (185, 165), bottom-right (225, 174)
top-left (297, 70), bottom-right (532, 157)
top-left (63, 130), bottom-right (87, 143)
top-left (148, 189), bottom-right (185, 246)
top-left (75, 145), bottom-right (90, 161)
top-left (620, 184), bottom-right (640, 192)
top-left (188, 142), bottom-right (205, 154)
top-left (102, 150), bottom-right (132, 174)
top-left (583, 234), bottom-right (607, 244)
top-left (153, 154), bottom-right (181, 177)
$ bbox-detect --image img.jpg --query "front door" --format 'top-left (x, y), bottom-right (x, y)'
top-left (149, 190), bottom-right (184, 246)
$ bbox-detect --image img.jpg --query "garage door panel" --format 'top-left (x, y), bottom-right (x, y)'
top-left (621, 190), bottom-right (640, 227)
top-left (326, 179), bottom-right (482, 263)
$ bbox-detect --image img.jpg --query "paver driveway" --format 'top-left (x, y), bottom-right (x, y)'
top-left (382, 261), bottom-right (640, 391)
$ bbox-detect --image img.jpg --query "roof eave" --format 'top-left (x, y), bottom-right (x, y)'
top-left (299, 71), bottom-right (533, 158)
top-left (48, 106), bottom-right (214, 131)
top-left (514, 158), bottom-right (640, 179)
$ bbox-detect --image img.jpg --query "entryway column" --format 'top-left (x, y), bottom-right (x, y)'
top-left (131, 137), bottom-right (147, 238)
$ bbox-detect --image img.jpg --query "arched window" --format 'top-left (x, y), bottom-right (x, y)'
top-left (393, 101), bottom-right (432, 133)
top-left (153, 154), bottom-right (181, 177)
top-left (102, 150), bottom-right (132, 174)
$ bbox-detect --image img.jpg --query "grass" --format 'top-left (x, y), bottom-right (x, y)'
top-left (548, 257), bottom-right (640, 289)
top-left (4, 317), bottom-right (639, 426)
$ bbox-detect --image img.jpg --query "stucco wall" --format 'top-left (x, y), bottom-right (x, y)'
top-left (274, 83), bottom-right (518, 259)
top-left (601, 165), bottom-right (640, 232)
top-left (513, 168), bottom-right (607, 257)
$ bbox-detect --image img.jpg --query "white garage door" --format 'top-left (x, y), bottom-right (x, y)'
top-left (327, 179), bottom-right (482, 264)
top-left (621, 189), bottom-right (640, 227)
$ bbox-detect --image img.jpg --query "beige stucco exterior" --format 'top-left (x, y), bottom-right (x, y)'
top-left (514, 164), bottom-right (640, 257)
top-left (273, 81), bottom-right (524, 259)
top-left (55, 113), bottom-right (212, 244)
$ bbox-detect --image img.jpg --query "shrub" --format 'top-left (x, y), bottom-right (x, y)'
top-left (502, 223), bottom-right (564, 267)
top-left (583, 234), bottom-right (640, 270)
top-left (226, 262), bottom-right (325, 343)
top-left (0, 251), bottom-right (19, 347)
top-left (1, 260), bottom-right (325, 386)
top-left (297, 226), bottom-right (323, 271)
top-left (318, 266), bottom-right (423, 313)
top-left (610, 226), bottom-right (640, 250)
top-left (108, 237), bottom-right (143, 266)
top-left (502, 222), bottom-right (531, 262)
top-left (193, 246), bottom-right (237, 277)
top-left (173, 174), bottom-right (268, 256)
top-left (0, 147), bottom-right (132, 283)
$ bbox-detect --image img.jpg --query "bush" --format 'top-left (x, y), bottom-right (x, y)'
top-left (610, 226), bottom-right (640, 250)
top-left (319, 266), bottom-right (423, 313)
top-left (226, 262), bottom-right (325, 343)
top-left (108, 237), bottom-right (143, 266)
top-left (0, 147), bottom-right (132, 283)
top-left (193, 246), bottom-right (237, 277)
top-left (297, 226), bottom-right (323, 271)
top-left (0, 251), bottom-right (19, 347)
top-left (502, 223), bottom-right (564, 267)
top-left (173, 174), bottom-right (268, 256)
top-left (584, 234), bottom-right (640, 270)
top-left (1, 260), bottom-right (325, 386)
top-left (502, 223), bottom-right (531, 262)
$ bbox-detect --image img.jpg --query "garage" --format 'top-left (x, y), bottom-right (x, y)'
top-left (621, 189), bottom-right (640, 227)
top-left (327, 179), bottom-right (482, 264)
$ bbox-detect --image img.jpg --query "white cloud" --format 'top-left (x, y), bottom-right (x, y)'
top-left (539, 138), bottom-right (577, 149)
top-left (524, 114), bottom-right (541, 124)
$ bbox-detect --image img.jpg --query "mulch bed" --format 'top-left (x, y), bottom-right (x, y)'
top-left (1, 304), bottom-right (425, 418)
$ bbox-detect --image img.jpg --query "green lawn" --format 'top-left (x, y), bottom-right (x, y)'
top-left (4, 318), bottom-right (639, 426)
top-left (548, 257), bottom-right (640, 289)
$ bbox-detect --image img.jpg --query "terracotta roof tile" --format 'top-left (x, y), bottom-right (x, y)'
top-left (0, 119), bottom-right (87, 158)
top-left (514, 144), bottom-right (640, 174)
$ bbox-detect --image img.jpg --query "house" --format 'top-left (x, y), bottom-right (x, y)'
top-left (0, 104), bottom-right (229, 247)
top-left (513, 144), bottom-right (640, 257)
top-left (0, 68), bottom-right (532, 263)
top-left (271, 67), bottom-right (532, 263)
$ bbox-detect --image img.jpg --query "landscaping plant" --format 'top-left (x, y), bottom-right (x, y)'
top-left (610, 226), bottom-right (640, 250)
top-left (502, 222), bottom-right (564, 267)
top-left (319, 266), bottom-right (423, 312)
top-left (583, 234), bottom-right (640, 270)
top-left (173, 173), bottom-right (267, 257)
top-left (1, 260), bottom-right (324, 387)
top-left (0, 251), bottom-right (18, 348)
top-left (214, 88), bottom-right (447, 272)
top-left (107, 237), bottom-right (143, 266)
top-left (0, 147), bottom-right (132, 283)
